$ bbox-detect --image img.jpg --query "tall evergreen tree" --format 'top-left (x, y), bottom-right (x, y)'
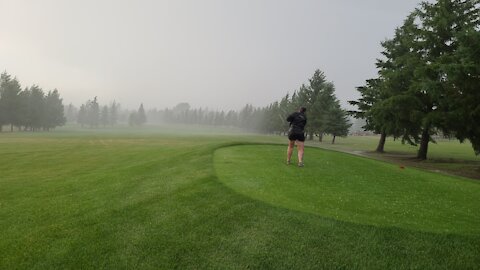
top-left (17, 88), bottom-right (31, 130)
top-left (239, 104), bottom-right (254, 129)
top-left (78, 104), bottom-right (87, 127)
top-left (374, 14), bottom-right (422, 152)
top-left (407, 0), bottom-right (480, 159)
top-left (100, 105), bottom-right (109, 127)
top-left (44, 89), bottom-right (66, 130)
top-left (277, 94), bottom-right (292, 134)
top-left (415, 0), bottom-right (480, 156)
top-left (109, 101), bottom-right (118, 126)
top-left (27, 85), bottom-right (46, 131)
top-left (0, 72), bottom-right (68, 132)
top-left (65, 103), bottom-right (78, 123)
top-left (325, 103), bottom-right (352, 144)
top-left (296, 70), bottom-right (338, 141)
top-left (351, 0), bottom-right (480, 159)
top-left (442, 18), bottom-right (480, 154)
top-left (128, 112), bottom-right (138, 126)
top-left (87, 97), bottom-right (100, 128)
top-left (349, 79), bottom-right (392, 152)
top-left (351, 13), bottom-right (429, 154)
top-left (137, 103), bottom-right (147, 125)
top-left (0, 74), bottom-right (7, 131)
top-left (0, 72), bottom-right (22, 131)
top-left (225, 110), bottom-right (238, 127)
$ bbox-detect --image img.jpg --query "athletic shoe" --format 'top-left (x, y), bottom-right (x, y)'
top-left (298, 162), bottom-right (304, 167)
top-left (286, 160), bottom-right (291, 165)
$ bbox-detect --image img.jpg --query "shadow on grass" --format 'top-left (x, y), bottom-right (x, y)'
top-left (206, 168), bottom-right (480, 269)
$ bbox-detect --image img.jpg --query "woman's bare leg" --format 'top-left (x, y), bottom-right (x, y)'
top-left (287, 140), bottom-right (295, 163)
top-left (297, 141), bottom-right (305, 164)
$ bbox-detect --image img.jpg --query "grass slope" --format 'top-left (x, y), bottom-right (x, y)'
top-left (214, 145), bottom-right (480, 235)
top-left (1, 129), bottom-right (479, 269)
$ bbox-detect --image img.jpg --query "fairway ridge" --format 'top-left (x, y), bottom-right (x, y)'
top-left (214, 144), bottom-right (480, 235)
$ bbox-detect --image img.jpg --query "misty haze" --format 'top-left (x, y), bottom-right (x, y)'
top-left (2, 0), bottom-right (425, 111)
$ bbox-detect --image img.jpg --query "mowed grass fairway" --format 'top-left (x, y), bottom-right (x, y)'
top-left (1, 128), bottom-right (479, 269)
top-left (215, 145), bottom-right (480, 235)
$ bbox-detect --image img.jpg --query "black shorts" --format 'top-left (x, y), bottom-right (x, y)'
top-left (288, 132), bottom-right (305, 142)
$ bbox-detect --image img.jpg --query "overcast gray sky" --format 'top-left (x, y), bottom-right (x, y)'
top-left (1, 0), bottom-right (423, 110)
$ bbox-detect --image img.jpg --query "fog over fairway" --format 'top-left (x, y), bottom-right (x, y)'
top-left (1, 0), bottom-right (424, 110)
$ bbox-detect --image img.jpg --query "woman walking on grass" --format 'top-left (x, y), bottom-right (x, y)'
top-left (286, 107), bottom-right (307, 167)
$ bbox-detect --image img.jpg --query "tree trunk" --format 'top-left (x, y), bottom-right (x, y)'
top-left (0, 125), bottom-right (2, 132)
top-left (375, 132), bottom-right (387, 153)
top-left (417, 127), bottom-right (430, 160)
top-left (332, 135), bottom-right (336, 144)
top-left (318, 133), bottom-right (323, 142)
top-left (308, 132), bottom-right (314, 140)
top-left (11, 124), bottom-right (14, 132)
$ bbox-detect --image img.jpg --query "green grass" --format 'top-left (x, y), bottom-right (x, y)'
top-left (1, 127), bottom-right (479, 269)
top-left (214, 145), bottom-right (480, 235)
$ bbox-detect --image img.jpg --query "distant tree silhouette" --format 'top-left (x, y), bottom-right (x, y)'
top-left (0, 72), bottom-right (22, 131)
top-left (100, 105), bottom-right (109, 127)
top-left (109, 101), bottom-right (118, 126)
top-left (137, 103), bottom-right (147, 125)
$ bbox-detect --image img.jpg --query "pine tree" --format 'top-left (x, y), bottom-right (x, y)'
top-left (100, 105), bottom-right (109, 127)
top-left (443, 21), bottom-right (480, 154)
top-left (239, 104), bottom-right (254, 129)
top-left (27, 85), bottom-right (46, 131)
top-left (351, 0), bottom-right (480, 159)
top-left (44, 89), bottom-right (66, 130)
top-left (78, 104), bottom-right (87, 127)
top-left (0, 74), bottom-right (7, 132)
top-left (350, 12), bottom-right (429, 155)
top-left (417, 0), bottom-right (480, 155)
top-left (225, 110), bottom-right (238, 127)
top-left (407, 0), bottom-right (480, 159)
top-left (65, 103), bottom-right (78, 123)
top-left (325, 103), bottom-right (352, 144)
top-left (349, 78), bottom-right (392, 152)
top-left (137, 103), bottom-right (147, 125)
top-left (0, 72), bottom-right (22, 131)
top-left (87, 97), bottom-right (100, 128)
top-left (109, 101), bottom-right (118, 126)
top-left (128, 112), bottom-right (138, 126)
top-left (17, 88), bottom-right (30, 130)
top-left (296, 70), bottom-right (338, 141)
top-left (278, 94), bottom-right (292, 134)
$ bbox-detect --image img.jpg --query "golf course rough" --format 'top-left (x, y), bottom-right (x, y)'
top-left (214, 144), bottom-right (480, 235)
